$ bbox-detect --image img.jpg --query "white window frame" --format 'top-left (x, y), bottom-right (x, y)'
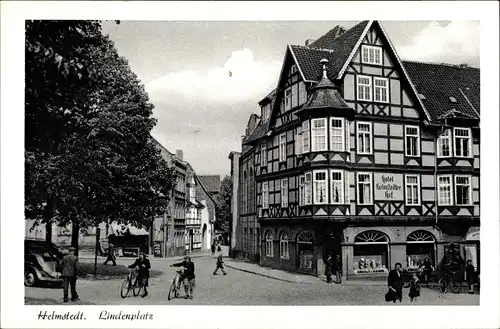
top-left (261, 142), bottom-right (267, 166)
top-left (357, 172), bottom-right (373, 205)
top-left (438, 175), bottom-right (453, 206)
top-left (302, 120), bottom-right (310, 153)
top-left (454, 128), bottom-right (472, 158)
top-left (405, 125), bottom-right (420, 157)
top-left (262, 182), bottom-right (269, 209)
top-left (305, 172), bottom-right (312, 205)
top-left (313, 170), bottom-right (328, 205)
top-left (437, 129), bottom-right (452, 158)
top-left (279, 133), bottom-right (286, 162)
top-left (311, 118), bottom-right (327, 152)
top-left (299, 175), bottom-right (305, 206)
top-left (330, 118), bottom-right (345, 152)
top-left (265, 231), bottom-right (273, 257)
top-left (279, 232), bottom-right (289, 259)
top-left (330, 170), bottom-right (344, 204)
top-left (281, 178), bottom-right (288, 208)
top-left (357, 122), bottom-right (372, 155)
top-left (373, 77), bottom-right (389, 103)
top-left (284, 87), bottom-right (292, 111)
top-left (361, 45), bottom-right (382, 65)
top-left (455, 175), bottom-right (472, 206)
top-left (295, 127), bottom-right (303, 155)
top-left (405, 174), bottom-right (421, 206)
top-left (357, 75), bottom-right (372, 101)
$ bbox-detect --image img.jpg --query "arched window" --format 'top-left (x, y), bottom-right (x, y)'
top-left (265, 231), bottom-right (274, 257)
top-left (297, 231), bottom-right (314, 244)
top-left (406, 230), bottom-right (436, 269)
top-left (297, 231), bottom-right (314, 271)
top-left (280, 231), bottom-right (289, 259)
top-left (407, 230), bottom-right (435, 242)
top-left (354, 230), bottom-right (389, 243)
top-left (353, 230), bottom-right (389, 274)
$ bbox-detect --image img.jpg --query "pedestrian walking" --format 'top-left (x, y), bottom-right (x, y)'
top-left (465, 260), bottom-right (475, 294)
top-left (418, 256), bottom-right (433, 283)
top-left (59, 247), bottom-right (79, 303)
top-left (335, 255), bottom-right (342, 284)
top-left (386, 262), bottom-right (404, 303)
top-left (171, 256), bottom-right (196, 299)
top-left (324, 255), bottom-right (333, 283)
top-left (213, 251), bottom-right (227, 275)
top-left (408, 273), bottom-right (421, 303)
top-left (128, 253), bottom-right (151, 298)
top-left (211, 243), bottom-right (216, 256)
top-left (104, 241), bottom-right (116, 266)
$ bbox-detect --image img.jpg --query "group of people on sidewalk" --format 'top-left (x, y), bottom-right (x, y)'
top-left (324, 254), bottom-right (342, 284)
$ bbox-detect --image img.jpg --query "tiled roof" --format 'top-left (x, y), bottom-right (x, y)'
top-left (403, 61), bottom-right (480, 121)
top-left (243, 120), bottom-right (270, 144)
top-left (197, 175), bottom-right (221, 193)
top-left (298, 74), bottom-right (353, 114)
top-left (290, 20), bottom-right (370, 82)
top-left (308, 25), bottom-right (346, 49)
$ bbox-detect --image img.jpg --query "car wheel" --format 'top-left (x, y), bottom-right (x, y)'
top-left (25, 270), bottom-right (37, 287)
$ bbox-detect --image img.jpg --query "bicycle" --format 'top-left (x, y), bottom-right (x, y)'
top-left (120, 269), bottom-right (143, 298)
top-left (167, 267), bottom-right (185, 301)
top-left (439, 271), bottom-right (464, 293)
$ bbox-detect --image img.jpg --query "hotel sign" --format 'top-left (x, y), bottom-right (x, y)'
top-left (374, 173), bottom-right (403, 201)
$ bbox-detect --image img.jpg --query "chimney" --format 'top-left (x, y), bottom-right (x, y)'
top-left (175, 149), bottom-right (183, 161)
top-left (305, 39), bottom-right (316, 47)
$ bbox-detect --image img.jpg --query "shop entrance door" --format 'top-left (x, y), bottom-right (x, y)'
top-left (296, 231), bottom-right (315, 273)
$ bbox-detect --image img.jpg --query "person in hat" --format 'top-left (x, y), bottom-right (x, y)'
top-left (60, 247), bottom-right (79, 302)
top-left (128, 252), bottom-right (151, 298)
top-left (171, 255), bottom-right (196, 299)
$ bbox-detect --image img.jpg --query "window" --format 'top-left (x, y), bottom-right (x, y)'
top-left (330, 118), bottom-right (344, 152)
top-left (284, 87), bottom-right (292, 111)
top-left (313, 170), bottom-right (328, 204)
top-left (291, 65), bottom-right (297, 74)
top-left (438, 175), bottom-right (452, 206)
top-left (331, 170), bottom-right (344, 204)
top-left (262, 104), bottom-right (270, 121)
top-left (455, 176), bottom-right (471, 206)
top-left (280, 232), bottom-right (289, 259)
top-left (312, 118), bottom-right (327, 151)
top-left (295, 126), bottom-right (303, 155)
top-left (357, 75), bottom-right (372, 101)
top-left (261, 142), bottom-right (267, 166)
top-left (374, 78), bottom-right (388, 103)
top-left (405, 126), bottom-right (420, 157)
top-left (438, 129), bottom-right (451, 157)
top-left (302, 121), bottom-right (310, 153)
top-left (357, 122), bottom-right (372, 154)
top-left (281, 178), bottom-right (288, 208)
top-left (405, 175), bottom-right (420, 206)
top-left (299, 175), bottom-right (305, 206)
top-left (361, 45), bottom-right (382, 65)
top-left (298, 81), bottom-right (307, 105)
top-left (357, 173), bottom-right (372, 205)
top-left (262, 182), bottom-right (269, 209)
top-left (305, 172), bottom-right (312, 205)
top-left (265, 231), bottom-right (273, 257)
top-left (454, 128), bottom-right (471, 157)
top-left (279, 133), bottom-right (286, 162)
top-left (291, 83), bottom-right (298, 109)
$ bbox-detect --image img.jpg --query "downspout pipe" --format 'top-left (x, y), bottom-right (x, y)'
top-left (434, 119), bottom-right (447, 226)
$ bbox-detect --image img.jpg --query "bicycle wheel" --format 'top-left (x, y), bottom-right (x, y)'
top-left (133, 278), bottom-right (143, 296)
top-left (120, 278), bottom-right (130, 298)
top-left (168, 281), bottom-right (176, 301)
top-left (450, 278), bottom-right (463, 293)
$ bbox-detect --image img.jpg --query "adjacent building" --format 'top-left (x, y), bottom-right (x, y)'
top-left (196, 175), bottom-right (221, 250)
top-left (233, 20), bottom-right (480, 278)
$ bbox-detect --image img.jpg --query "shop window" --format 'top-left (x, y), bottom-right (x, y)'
top-left (353, 230), bottom-right (389, 274)
top-left (438, 129), bottom-right (451, 158)
top-left (265, 231), bottom-right (273, 257)
top-left (297, 231), bottom-right (314, 271)
top-left (454, 128), bottom-right (472, 157)
top-left (406, 230), bottom-right (435, 272)
top-left (280, 232), bottom-right (289, 259)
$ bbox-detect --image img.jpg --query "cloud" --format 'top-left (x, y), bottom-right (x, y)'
top-left (146, 48), bottom-right (282, 104)
top-left (398, 21), bottom-right (479, 66)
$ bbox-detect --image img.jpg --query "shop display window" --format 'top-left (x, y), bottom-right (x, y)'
top-left (353, 244), bottom-right (388, 274)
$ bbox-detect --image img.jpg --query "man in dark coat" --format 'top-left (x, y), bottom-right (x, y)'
top-left (387, 262), bottom-right (404, 303)
top-left (324, 255), bottom-right (333, 283)
top-left (213, 251), bottom-right (227, 276)
top-left (335, 255), bottom-right (342, 284)
top-left (465, 260), bottom-right (475, 294)
top-left (128, 253), bottom-right (151, 298)
top-left (171, 256), bottom-right (196, 299)
top-left (104, 241), bottom-right (116, 266)
top-left (60, 247), bottom-right (79, 303)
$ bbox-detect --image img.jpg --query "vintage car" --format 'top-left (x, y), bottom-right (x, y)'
top-left (24, 239), bottom-right (63, 287)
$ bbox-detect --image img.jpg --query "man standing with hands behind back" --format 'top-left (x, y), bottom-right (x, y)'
top-left (60, 247), bottom-right (79, 303)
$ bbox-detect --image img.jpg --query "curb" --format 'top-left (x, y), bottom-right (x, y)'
top-left (225, 263), bottom-right (313, 284)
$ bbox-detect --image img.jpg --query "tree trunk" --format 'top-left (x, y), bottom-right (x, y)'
top-left (94, 227), bottom-right (100, 276)
top-left (71, 218), bottom-right (80, 257)
top-left (44, 201), bottom-right (53, 243)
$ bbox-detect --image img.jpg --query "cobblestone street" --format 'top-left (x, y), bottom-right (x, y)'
top-left (25, 255), bottom-right (479, 306)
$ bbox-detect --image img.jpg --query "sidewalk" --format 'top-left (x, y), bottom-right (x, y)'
top-left (224, 259), bottom-right (387, 286)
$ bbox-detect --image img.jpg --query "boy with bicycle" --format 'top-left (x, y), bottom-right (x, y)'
top-left (128, 253), bottom-right (151, 298)
top-left (171, 256), bottom-right (196, 299)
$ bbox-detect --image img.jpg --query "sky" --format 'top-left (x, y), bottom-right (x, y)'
top-left (101, 20), bottom-right (480, 177)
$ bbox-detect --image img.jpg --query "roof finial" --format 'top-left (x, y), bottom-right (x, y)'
top-left (320, 58), bottom-right (329, 79)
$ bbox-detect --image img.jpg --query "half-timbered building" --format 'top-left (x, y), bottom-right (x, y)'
top-left (234, 20), bottom-right (480, 278)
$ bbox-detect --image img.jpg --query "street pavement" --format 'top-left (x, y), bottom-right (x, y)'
top-left (25, 255), bottom-right (479, 306)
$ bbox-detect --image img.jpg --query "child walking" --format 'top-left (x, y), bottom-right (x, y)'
top-left (408, 273), bottom-right (421, 303)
